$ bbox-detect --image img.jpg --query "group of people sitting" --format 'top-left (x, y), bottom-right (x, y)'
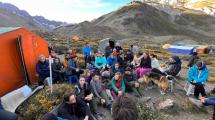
top-left (35, 42), bottom-right (214, 120)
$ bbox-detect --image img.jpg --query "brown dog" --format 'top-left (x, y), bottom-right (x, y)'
top-left (158, 76), bottom-right (169, 93)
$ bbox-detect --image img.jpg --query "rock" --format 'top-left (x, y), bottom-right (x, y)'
top-left (158, 99), bottom-right (174, 110)
top-left (188, 97), bottom-right (203, 108)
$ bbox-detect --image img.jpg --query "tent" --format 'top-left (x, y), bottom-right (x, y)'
top-left (0, 27), bottom-right (49, 96)
top-left (167, 45), bottom-right (195, 55)
top-left (162, 44), bottom-right (171, 49)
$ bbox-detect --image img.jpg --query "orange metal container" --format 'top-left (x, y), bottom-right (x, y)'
top-left (0, 27), bottom-right (49, 96)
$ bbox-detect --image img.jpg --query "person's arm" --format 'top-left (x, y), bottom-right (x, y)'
top-left (90, 81), bottom-right (102, 99)
top-left (203, 97), bottom-right (215, 106)
top-left (196, 68), bottom-right (209, 83)
top-left (36, 63), bottom-right (43, 74)
top-left (52, 64), bottom-right (60, 73)
top-left (57, 105), bottom-right (74, 120)
top-left (102, 57), bottom-right (107, 68)
top-left (111, 79), bottom-right (119, 93)
top-left (78, 99), bottom-right (90, 119)
top-left (121, 80), bottom-right (126, 93)
top-left (95, 57), bottom-right (99, 68)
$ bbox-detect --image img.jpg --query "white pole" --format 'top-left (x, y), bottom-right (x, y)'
top-left (49, 55), bottom-right (53, 93)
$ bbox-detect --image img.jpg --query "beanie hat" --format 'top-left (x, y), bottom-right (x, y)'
top-left (171, 56), bottom-right (180, 63)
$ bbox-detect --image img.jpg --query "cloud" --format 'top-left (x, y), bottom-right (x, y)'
top-left (0, 0), bottom-right (113, 23)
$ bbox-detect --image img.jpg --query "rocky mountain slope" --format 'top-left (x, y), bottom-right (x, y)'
top-left (0, 2), bottom-right (66, 30)
top-left (54, 1), bottom-right (215, 42)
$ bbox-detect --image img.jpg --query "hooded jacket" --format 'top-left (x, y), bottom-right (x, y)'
top-left (187, 65), bottom-right (209, 84)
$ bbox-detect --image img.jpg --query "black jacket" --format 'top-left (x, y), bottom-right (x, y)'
top-left (57, 98), bottom-right (89, 120)
top-left (75, 83), bottom-right (93, 100)
top-left (140, 57), bottom-right (151, 68)
top-left (123, 73), bottom-right (137, 88)
top-left (36, 61), bottom-right (50, 78)
top-left (166, 62), bottom-right (181, 76)
top-left (52, 62), bottom-right (64, 78)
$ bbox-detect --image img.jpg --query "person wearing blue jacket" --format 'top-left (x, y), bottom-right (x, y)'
top-left (95, 51), bottom-right (106, 69)
top-left (187, 61), bottom-right (209, 99)
top-left (36, 54), bottom-right (50, 86)
top-left (107, 52), bottom-right (117, 68)
top-left (82, 44), bottom-right (92, 67)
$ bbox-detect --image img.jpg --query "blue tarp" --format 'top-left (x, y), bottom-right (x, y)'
top-left (168, 45), bottom-right (195, 55)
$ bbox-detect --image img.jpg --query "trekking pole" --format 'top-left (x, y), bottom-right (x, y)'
top-left (49, 55), bottom-right (53, 93)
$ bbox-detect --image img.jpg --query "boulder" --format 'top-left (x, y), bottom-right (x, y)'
top-left (158, 99), bottom-right (174, 110)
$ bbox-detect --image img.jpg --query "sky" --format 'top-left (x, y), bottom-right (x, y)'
top-left (0, 0), bottom-right (134, 23)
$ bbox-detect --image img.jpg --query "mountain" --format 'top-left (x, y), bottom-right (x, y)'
top-left (54, 1), bottom-right (215, 41)
top-left (0, 2), bottom-right (66, 30)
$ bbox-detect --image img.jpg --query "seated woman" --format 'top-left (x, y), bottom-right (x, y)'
top-left (187, 61), bottom-right (208, 99)
top-left (150, 54), bottom-right (161, 70)
top-left (90, 74), bottom-right (112, 110)
top-left (135, 53), bottom-right (152, 78)
top-left (95, 51), bottom-right (106, 70)
top-left (52, 58), bottom-right (64, 83)
top-left (83, 69), bottom-right (93, 85)
top-left (111, 72), bottom-right (126, 99)
top-left (123, 67), bottom-right (142, 97)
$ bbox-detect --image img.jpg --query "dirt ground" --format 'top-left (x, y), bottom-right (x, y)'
top-left (98, 67), bottom-right (215, 120)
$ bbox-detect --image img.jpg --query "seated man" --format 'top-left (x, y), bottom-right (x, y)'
top-left (52, 58), bottom-right (64, 83)
top-left (57, 92), bottom-right (90, 120)
top-left (112, 94), bottom-right (138, 120)
top-left (66, 55), bottom-right (84, 83)
top-left (90, 74), bottom-right (112, 110)
top-left (112, 62), bottom-right (124, 76)
top-left (123, 67), bottom-right (142, 97)
top-left (74, 76), bottom-right (102, 120)
top-left (36, 54), bottom-right (50, 86)
top-left (187, 61), bottom-right (208, 99)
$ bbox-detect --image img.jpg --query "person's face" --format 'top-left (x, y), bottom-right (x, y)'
top-left (87, 71), bottom-right (91, 76)
top-left (55, 59), bottom-right (59, 63)
top-left (169, 58), bottom-right (175, 63)
top-left (98, 53), bottom-right (102, 57)
top-left (79, 78), bottom-right (85, 86)
top-left (73, 57), bottom-right (77, 61)
top-left (143, 53), bottom-right (148, 58)
top-left (94, 75), bottom-right (99, 81)
top-left (69, 95), bottom-right (76, 104)
top-left (115, 64), bottom-right (119, 69)
top-left (39, 56), bottom-right (45, 62)
top-left (114, 74), bottom-right (120, 81)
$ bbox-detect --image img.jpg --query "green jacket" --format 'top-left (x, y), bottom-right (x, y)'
top-left (111, 78), bottom-right (126, 93)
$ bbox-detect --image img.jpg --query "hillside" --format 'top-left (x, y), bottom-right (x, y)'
top-left (0, 8), bottom-right (41, 30)
top-left (54, 1), bottom-right (215, 43)
top-left (0, 2), bottom-right (66, 30)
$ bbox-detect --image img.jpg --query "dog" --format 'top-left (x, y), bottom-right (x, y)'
top-left (157, 76), bottom-right (169, 93)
